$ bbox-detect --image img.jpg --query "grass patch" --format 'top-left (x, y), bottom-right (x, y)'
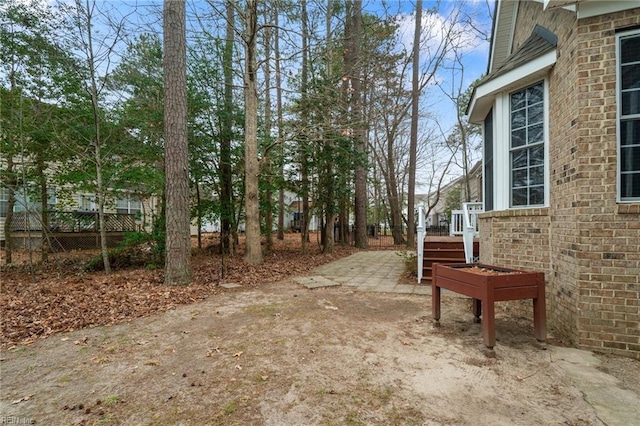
top-left (223, 401), bottom-right (237, 415)
top-left (103, 395), bottom-right (120, 405)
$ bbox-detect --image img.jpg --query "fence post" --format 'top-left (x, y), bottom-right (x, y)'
top-left (417, 204), bottom-right (425, 283)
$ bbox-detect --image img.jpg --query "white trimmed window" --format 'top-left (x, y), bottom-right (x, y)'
top-left (0, 188), bottom-right (8, 218)
top-left (116, 197), bottom-right (142, 215)
top-left (510, 81), bottom-right (545, 207)
top-left (618, 29), bottom-right (640, 202)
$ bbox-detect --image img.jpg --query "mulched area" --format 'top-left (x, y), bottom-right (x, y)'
top-left (1, 235), bottom-right (365, 348)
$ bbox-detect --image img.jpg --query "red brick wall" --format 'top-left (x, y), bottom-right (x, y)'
top-left (573, 10), bottom-right (640, 358)
top-left (480, 2), bottom-right (640, 359)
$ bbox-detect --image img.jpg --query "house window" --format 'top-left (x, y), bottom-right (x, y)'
top-left (116, 197), bottom-right (142, 215)
top-left (80, 195), bottom-right (96, 211)
top-left (618, 30), bottom-right (640, 201)
top-left (510, 82), bottom-right (545, 207)
top-left (0, 188), bottom-right (8, 218)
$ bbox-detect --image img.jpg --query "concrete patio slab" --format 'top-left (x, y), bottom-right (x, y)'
top-left (293, 275), bottom-right (341, 289)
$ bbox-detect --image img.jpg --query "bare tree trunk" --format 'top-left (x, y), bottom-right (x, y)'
top-left (275, 10), bottom-right (285, 241)
top-left (163, 0), bottom-right (192, 284)
top-left (37, 154), bottom-right (49, 262)
top-left (263, 13), bottom-right (274, 253)
top-left (243, 0), bottom-right (263, 265)
top-left (321, 0), bottom-right (336, 254)
top-left (196, 179), bottom-right (202, 249)
top-left (346, 0), bottom-right (367, 249)
top-left (220, 0), bottom-right (234, 255)
top-left (387, 155), bottom-right (405, 245)
top-left (407, 0), bottom-right (422, 249)
top-left (4, 156), bottom-right (15, 265)
top-left (300, 0), bottom-right (310, 254)
top-left (81, 0), bottom-right (111, 274)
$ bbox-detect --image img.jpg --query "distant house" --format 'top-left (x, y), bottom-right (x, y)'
top-left (418, 161), bottom-right (482, 228)
top-left (0, 184), bottom-right (321, 250)
top-left (467, 0), bottom-right (639, 358)
top-left (0, 187), bottom-right (151, 250)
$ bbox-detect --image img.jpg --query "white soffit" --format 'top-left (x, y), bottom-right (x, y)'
top-left (577, 1), bottom-right (640, 19)
top-left (468, 50), bottom-right (557, 124)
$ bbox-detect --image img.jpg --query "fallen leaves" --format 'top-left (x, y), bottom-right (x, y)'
top-left (1, 242), bottom-right (358, 348)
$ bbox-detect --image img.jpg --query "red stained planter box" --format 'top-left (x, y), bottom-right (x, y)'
top-left (432, 263), bottom-right (546, 350)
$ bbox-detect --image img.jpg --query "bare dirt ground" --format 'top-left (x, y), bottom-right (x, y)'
top-left (1, 235), bottom-right (639, 425)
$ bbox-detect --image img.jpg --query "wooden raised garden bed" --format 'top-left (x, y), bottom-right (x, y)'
top-left (432, 263), bottom-right (546, 350)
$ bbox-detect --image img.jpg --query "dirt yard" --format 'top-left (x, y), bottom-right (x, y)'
top-left (1, 236), bottom-right (639, 425)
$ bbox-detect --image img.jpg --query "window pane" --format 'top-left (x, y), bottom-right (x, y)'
top-left (510, 82), bottom-right (545, 207)
top-left (530, 165), bottom-right (544, 185)
top-left (621, 64), bottom-right (640, 90)
top-left (511, 109), bottom-right (526, 129)
top-left (512, 169), bottom-right (527, 187)
top-left (528, 123), bottom-right (544, 144)
top-left (621, 146), bottom-right (640, 172)
top-left (512, 129), bottom-right (526, 147)
top-left (621, 119), bottom-right (640, 146)
top-left (529, 103), bottom-right (543, 124)
top-left (530, 186), bottom-right (544, 205)
top-left (622, 91), bottom-right (640, 116)
top-left (512, 188), bottom-right (528, 206)
top-left (511, 91), bottom-right (526, 110)
top-left (527, 84), bottom-right (543, 105)
top-left (621, 172), bottom-right (640, 198)
top-left (621, 35), bottom-right (640, 63)
top-left (512, 149), bottom-right (528, 169)
top-left (530, 145), bottom-right (544, 165)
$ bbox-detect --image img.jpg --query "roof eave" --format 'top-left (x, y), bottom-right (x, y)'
top-left (468, 49), bottom-right (557, 124)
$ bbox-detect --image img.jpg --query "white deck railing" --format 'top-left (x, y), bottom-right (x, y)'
top-left (450, 210), bottom-right (464, 236)
top-left (416, 204), bottom-right (426, 283)
top-left (417, 202), bottom-right (484, 282)
top-left (462, 202), bottom-right (483, 263)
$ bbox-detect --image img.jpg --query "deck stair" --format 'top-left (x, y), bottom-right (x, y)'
top-left (421, 238), bottom-right (479, 282)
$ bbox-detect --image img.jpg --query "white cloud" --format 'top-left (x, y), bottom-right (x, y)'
top-left (393, 6), bottom-right (489, 60)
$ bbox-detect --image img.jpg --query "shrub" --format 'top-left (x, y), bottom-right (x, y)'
top-left (397, 250), bottom-right (418, 277)
top-left (85, 232), bottom-right (163, 272)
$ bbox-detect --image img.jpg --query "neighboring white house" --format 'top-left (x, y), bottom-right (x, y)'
top-left (417, 161), bottom-right (483, 227)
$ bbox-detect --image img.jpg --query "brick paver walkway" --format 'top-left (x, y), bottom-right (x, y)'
top-left (295, 251), bottom-right (428, 294)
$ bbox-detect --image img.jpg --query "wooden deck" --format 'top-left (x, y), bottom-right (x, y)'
top-left (421, 237), bottom-right (479, 282)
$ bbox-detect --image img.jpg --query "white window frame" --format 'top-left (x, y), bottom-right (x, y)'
top-left (116, 197), bottom-right (142, 215)
top-left (617, 28), bottom-right (640, 203)
top-left (509, 81), bottom-right (546, 207)
top-left (492, 79), bottom-right (550, 210)
top-left (0, 188), bottom-right (8, 218)
top-left (79, 194), bottom-right (97, 211)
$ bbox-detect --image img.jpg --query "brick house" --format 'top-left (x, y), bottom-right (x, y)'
top-left (467, 0), bottom-right (639, 359)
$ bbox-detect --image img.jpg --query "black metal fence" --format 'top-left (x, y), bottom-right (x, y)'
top-left (338, 224), bottom-right (451, 249)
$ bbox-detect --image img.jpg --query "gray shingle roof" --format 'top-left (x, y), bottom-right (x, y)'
top-left (481, 25), bottom-right (557, 84)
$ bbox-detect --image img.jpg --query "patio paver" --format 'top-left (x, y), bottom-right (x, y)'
top-left (305, 251), bottom-right (429, 294)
